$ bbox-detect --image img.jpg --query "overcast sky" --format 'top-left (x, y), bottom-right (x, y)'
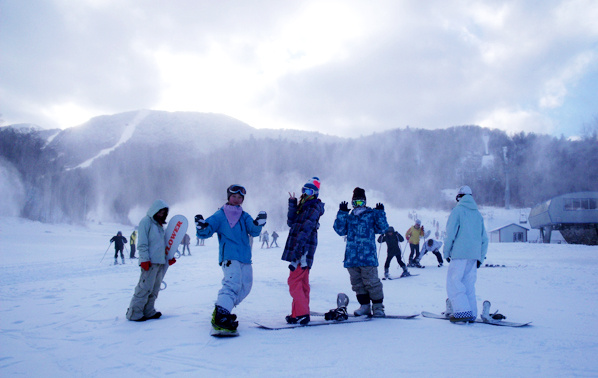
top-left (1, 0), bottom-right (597, 138)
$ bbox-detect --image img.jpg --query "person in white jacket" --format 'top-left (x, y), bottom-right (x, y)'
top-left (443, 186), bottom-right (488, 323)
top-left (126, 199), bottom-right (176, 322)
top-left (418, 238), bottom-right (444, 267)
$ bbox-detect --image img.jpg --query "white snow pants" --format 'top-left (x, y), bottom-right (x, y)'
top-left (216, 260), bottom-right (253, 312)
top-left (446, 259), bottom-right (478, 318)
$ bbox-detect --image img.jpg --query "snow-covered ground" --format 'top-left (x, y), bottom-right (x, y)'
top-left (1, 207), bottom-right (597, 377)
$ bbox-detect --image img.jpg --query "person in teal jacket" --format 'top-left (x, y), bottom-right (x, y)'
top-left (443, 185), bottom-right (488, 323)
top-left (196, 184), bottom-right (266, 335)
top-left (333, 187), bottom-right (389, 317)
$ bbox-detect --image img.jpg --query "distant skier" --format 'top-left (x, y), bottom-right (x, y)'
top-left (406, 219), bottom-right (425, 268)
top-left (196, 185), bottom-right (266, 336)
top-left (333, 187), bottom-right (389, 317)
top-left (281, 177), bottom-right (325, 325)
top-left (110, 231), bottom-right (127, 265)
top-left (129, 230), bottom-right (137, 259)
top-left (418, 239), bottom-right (444, 267)
top-left (270, 231), bottom-right (279, 248)
top-left (377, 226), bottom-right (411, 278)
top-left (181, 233), bottom-right (191, 256)
top-left (126, 199), bottom-right (176, 322)
top-left (261, 231), bottom-right (269, 248)
top-left (443, 185), bottom-right (488, 323)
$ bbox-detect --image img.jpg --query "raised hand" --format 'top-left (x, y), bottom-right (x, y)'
top-left (339, 201), bottom-right (349, 212)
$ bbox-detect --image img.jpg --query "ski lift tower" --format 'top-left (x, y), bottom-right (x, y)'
top-left (502, 146), bottom-right (510, 210)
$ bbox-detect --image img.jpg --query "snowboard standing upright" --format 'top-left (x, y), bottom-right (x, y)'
top-left (164, 215), bottom-right (188, 261)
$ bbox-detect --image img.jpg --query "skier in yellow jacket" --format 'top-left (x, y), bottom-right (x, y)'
top-left (129, 230), bottom-right (137, 259)
top-left (406, 219), bottom-right (425, 268)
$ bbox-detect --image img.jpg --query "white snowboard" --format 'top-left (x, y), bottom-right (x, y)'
top-left (164, 215), bottom-right (189, 260)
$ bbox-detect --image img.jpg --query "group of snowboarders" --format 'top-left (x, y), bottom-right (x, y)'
top-left (124, 180), bottom-right (489, 333)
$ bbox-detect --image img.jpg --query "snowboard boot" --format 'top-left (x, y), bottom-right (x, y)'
top-left (354, 304), bottom-right (372, 317)
top-left (372, 303), bottom-right (385, 317)
top-left (212, 305), bottom-right (239, 331)
top-left (287, 314), bottom-right (310, 324)
top-left (449, 311), bottom-right (476, 323)
top-left (442, 298), bottom-right (453, 318)
top-left (295, 314), bottom-right (310, 325)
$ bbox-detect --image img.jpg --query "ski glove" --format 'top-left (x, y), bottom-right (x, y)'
top-left (140, 261), bottom-right (151, 271)
top-left (168, 258), bottom-right (176, 266)
top-left (339, 201), bottom-right (349, 212)
top-left (195, 215), bottom-right (208, 230)
top-left (254, 211), bottom-right (267, 226)
top-left (375, 203), bottom-right (384, 210)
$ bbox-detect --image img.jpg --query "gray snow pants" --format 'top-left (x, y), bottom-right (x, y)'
top-left (347, 266), bottom-right (384, 302)
top-left (126, 263), bottom-right (168, 320)
top-left (216, 260), bottom-right (253, 312)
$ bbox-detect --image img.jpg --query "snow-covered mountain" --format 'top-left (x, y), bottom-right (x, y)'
top-left (2, 110), bottom-right (596, 226)
top-left (46, 110), bottom-right (341, 170)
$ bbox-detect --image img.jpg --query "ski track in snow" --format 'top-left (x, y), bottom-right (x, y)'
top-left (1, 210), bottom-right (598, 377)
top-left (69, 110), bottom-right (149, 170)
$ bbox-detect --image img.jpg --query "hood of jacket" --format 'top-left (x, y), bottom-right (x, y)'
top-left (146, 199), bottom-right (169, 218)
top-left (457, 195), bottom-right (478, 210)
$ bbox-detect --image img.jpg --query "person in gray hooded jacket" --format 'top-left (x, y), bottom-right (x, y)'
top-left (126, 199), bottom-right (176, 321)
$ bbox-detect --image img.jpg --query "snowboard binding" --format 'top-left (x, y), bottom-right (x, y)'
top-left (325, 293), bottom-right (350, 321)
top-left (481, 300), bottom-right (507, 322)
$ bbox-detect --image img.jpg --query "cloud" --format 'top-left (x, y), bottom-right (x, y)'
top-left (1, 0), bottom-right (596, 139)
top-left (477, 107), bottom-right (554, 135)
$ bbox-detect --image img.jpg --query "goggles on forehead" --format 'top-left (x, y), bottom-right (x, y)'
top-left (352, 199), bottom-right (366, 207)
top-left (227, 185), bottom-right (246, 196)
top-left (302, 187), bottom-right (316, 196)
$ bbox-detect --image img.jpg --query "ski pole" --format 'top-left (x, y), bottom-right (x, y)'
top-left (100, 242), bottom-right (113, 263)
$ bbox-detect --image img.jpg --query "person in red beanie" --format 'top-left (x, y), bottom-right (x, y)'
top-left (281, 177), bottom-right (325, 325)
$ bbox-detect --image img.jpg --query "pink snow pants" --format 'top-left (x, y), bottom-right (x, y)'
top-left (288, 265), bottom-right (310, 317)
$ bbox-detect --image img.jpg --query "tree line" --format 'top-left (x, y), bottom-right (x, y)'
top-left (1, 124), bottom-right (597, 225)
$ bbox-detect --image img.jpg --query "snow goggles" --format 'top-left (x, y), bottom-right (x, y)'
top-left (227, 185), bottom-right (246, 196)
top-left (302, 187), bottom-right (316, 196)
top-left (352, 199), bottom-right (365, 207)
